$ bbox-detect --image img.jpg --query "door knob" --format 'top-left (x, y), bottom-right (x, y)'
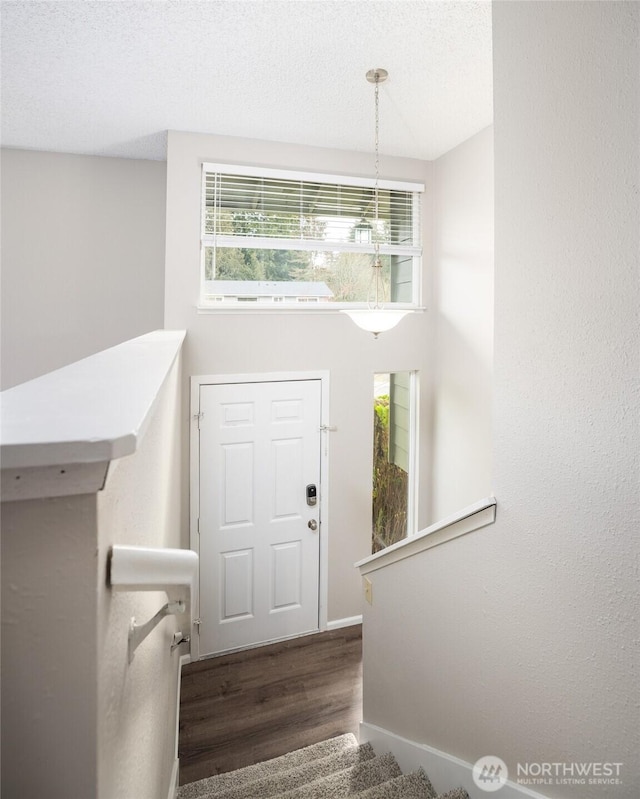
top-left (308, 519), bottom-right (318, 532)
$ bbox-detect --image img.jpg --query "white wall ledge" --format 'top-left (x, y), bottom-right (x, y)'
top-left (356, 497), bottom-right (497, 575)
top-left (0, 330), bottom-right (186, 500)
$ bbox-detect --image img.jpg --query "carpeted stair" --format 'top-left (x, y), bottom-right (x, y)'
top-left (178, 733), bottom-right (470, 799)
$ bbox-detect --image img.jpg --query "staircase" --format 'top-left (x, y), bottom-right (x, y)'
top-left (177, 734), bottom-right (469, 799)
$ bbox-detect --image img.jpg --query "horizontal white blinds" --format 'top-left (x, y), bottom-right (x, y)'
top-left (203, 169), bottom-right (420, 248)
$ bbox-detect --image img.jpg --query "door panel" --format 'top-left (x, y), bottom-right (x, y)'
top-left (220, 549), bottom-right (253, 619)
top-left (221, 443), bottom-right (253, 525)
top-left (273, 438), bottom-right (303, 517)
top-left (199, 379), bottom-right (321, 656)
top-left (271, 541), bottom-right (302, 610)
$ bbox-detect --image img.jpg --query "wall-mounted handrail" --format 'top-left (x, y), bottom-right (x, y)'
top-left (110, 544), bottom-right (198, 597)
top-left (110, 545), bottom-right (199, 660)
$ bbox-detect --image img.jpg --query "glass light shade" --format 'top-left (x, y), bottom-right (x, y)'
top-left (341, 308), bottom-right (410, 337)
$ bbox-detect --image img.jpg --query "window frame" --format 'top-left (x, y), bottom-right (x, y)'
top-left (198, 162), bottom-right (425, 312)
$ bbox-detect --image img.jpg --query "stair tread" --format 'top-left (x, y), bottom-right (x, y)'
top-left (178, 734), bottom-right (358, 799)
top-left (182, 742), bottom-right (375, 799)
top-left (353, 768), bottom-right (436, 799)
top-left (178, 735), bottom-right (468, 799)
top-left (276, 752), bottom-right (402, 799)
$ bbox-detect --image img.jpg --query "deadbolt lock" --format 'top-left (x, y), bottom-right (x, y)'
top-left (306, 484), bottom-right (317, 506)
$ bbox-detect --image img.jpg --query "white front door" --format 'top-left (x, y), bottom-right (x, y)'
top-left (198, 379), bottom-right (322, 656)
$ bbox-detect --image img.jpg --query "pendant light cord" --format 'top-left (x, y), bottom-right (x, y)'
top-left (374, 74), bottom-right (380, 243)
top-left (373, 73), bottom-right (381, 306)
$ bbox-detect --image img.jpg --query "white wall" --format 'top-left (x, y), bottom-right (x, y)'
top-left (97, 353), bottom-right (183, 799)
top-left (363, 2), bottom-right (639, 797)
top-left (2, 493), bottom-right (99, 797)
top-left (0, 149), bottom-right (166, 389)
top-left (431, 126), bottom-right (494, 520)
top-left (1, 353), bottom-right (183, 799)
top-left (164, 131), bottom-right (434, 623)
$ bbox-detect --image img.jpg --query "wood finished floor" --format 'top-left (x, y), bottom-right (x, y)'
top-left (178, 626), bottom-right (363, 786)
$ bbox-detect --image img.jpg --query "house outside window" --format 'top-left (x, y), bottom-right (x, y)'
top-left (200, 163), bottom-right (424, 309)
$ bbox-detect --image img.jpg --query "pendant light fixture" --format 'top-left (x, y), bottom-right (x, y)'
top-left (342, 68), bottom-right (410, 338)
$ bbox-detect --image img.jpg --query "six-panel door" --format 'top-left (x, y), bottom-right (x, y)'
top-left (198, 379), bottom-right (322, 656)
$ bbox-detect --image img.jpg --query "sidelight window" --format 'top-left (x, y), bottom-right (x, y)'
top-left (372, 371), bottom-right (417, 553)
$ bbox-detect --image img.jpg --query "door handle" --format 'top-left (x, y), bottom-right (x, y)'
top-left (308, 519), bottom-right (318, 532)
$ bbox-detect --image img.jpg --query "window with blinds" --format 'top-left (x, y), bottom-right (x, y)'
top-left (200, 163), bottom-right (423, 306)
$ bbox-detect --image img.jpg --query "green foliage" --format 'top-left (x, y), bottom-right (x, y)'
top-left (372, 395), bottom-right (408, 553)
top-left (374, 396), bottom-right (389, 427)
top-left (209, 210), bottom-right (393, 303)
top-left (215, 247), bottom-right (263, 280)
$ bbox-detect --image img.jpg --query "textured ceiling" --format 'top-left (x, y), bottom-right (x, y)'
top-left (0, 1), bottom-right (493, 162)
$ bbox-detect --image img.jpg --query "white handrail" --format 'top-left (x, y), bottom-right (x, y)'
top-left (356, 497), bottom-right (497, 575)
top-left (110, 545), bottom-right (199, 660)
top-left (110, 545), bottom-right (198, 596)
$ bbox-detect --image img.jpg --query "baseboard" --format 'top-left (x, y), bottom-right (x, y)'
top-left (360, 722), bottom-right (551, 799)
top-left (167, 757), bottom-right (180, 799)
top-left (326, 615), bottom-right (362, 630)
top-left (168, 654), bottom-right (190, 799)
